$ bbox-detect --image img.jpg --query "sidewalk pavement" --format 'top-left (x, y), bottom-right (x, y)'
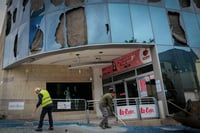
top-left (88, 116), bottom-right (181, 127)
top-left (0, 117), bottom-right (190, 133)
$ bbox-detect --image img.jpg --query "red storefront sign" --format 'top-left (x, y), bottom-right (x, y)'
top-left (102, 65), bottom-right (113, 78)
top-left (116, 104), bottom-right (158, 120)
top-left (102, 48), bottom-right (152, 78)
top-left (116, 105), bottom-right (138, 119)
top-left (140, 104), bottom-right (158, 118)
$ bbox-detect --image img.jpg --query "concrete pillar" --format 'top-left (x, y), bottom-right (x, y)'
top-left (0, 0), bottom-right (7, 35)
top-left (158, 100), bottom-right (166, 119)
top-left (151, 46), bottom-right (168, 116)
top-left (92, 67), bottom-right (103, 117)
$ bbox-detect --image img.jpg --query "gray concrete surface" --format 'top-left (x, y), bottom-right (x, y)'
top-left (0, 124), bottom-right (127, 133)
top-left (0, 117), bottom-right (184, 133)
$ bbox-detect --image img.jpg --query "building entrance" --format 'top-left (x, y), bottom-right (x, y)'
top-left (103, 64), bottom-right (156, 100)
top-left (47, 82), bottom-right (92, 111)
top-left (47, 82), bottom-right (92, 100)
top-left (112, 73), bottom-right (156, 100)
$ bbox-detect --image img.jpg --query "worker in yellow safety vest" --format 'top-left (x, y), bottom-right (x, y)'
top-left (33, 87), bottom-right (54, 132)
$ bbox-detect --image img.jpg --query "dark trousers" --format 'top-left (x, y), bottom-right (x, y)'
top-left (99, 104), bottom-right (109, 126)
top-left (38, 104), bottom-right (53, 128)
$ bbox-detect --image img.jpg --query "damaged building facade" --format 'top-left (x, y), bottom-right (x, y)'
top-left (0, 0), bottom-right (200, 119)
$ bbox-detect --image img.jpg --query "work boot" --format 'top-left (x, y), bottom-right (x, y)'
top-left (99, 124), bottom-right (106, 129)
top-left (35, 128), bottom-right (42, 132)
top-left (105, 125), bottom-right (111, 128)
top-left (48, 127), bottom-right (54, 130)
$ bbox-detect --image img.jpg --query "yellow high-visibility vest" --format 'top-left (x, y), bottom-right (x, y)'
top-left (40, 89), bottom-right (53, 107)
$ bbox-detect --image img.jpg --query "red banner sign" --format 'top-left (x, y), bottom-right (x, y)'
top-left (102, 48), bottom-right (152, 78)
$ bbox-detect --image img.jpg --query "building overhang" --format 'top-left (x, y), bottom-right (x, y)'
top-left (4, 43), bottom-right (155, 70)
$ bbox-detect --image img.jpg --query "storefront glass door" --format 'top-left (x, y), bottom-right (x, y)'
top-left (115, 82), bottom-right (125, 99)
top-left (126, 79), bottom-right (138, 98)
top-left (115, 82), bottom-right (126, 106)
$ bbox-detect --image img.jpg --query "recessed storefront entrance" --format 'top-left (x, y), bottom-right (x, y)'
top-left (47, 82), bottom-right (92, 100)
top-left (47, 82), bottom-right (92, 111)
top-left (103, 64), bottom-right (156, 100)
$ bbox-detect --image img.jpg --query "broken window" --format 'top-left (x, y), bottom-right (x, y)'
top-left (30, 26), bottom-right (43, 52)
top-left (65, 0), bottom-right (84, 6)
top-left (54, 13), bottom-right (65, 48)
top-left (179, 0), bottom-right (190, 8)
top-left (22, 0), bottom-right (29, 11)
top-left (31, 0), bottom-right (45, 18)
top-left (46, 0), bottom-right (64, 13)
top-left (13, 8), bottom-right (17, 23)
top-left (66, 7), bottom-right (87, 47)
top-left (7, 0), bottom-right (13, 8)
top-left (50, 0), bottom-right (63, 6)
top-left (168, 11), bottom-right (187, 45)
top-left (6, 11), bottom-right (12, 36)
top-left (13, 34), bottom-right (18, 57)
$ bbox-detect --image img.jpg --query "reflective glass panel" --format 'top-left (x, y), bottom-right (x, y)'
top-left (192, 47), bottom-right (200, 58)
top-left (17, 23), bottom-right (29, 59)
top-left (148, 0), bottom-right (164, 7)
top-left (3, 35), bottom-right (12, 68)
top-left (182, 12), bottom-right (200, 47)
top-left (45, 11), bottom-right (65, 51)
top-left (173, 46), bottom-right (199, 92)
top-left (192, 48), bottom-right (200, 89)
top-left (158, 45), bottom-right (200, 110)
top-left (108, 0), bottom-right (129, 3)
top-left (165, 0), bottom-right (180, 10)
top-left (149, 7), bottom-right (173, 45)
top-left (158, 45), bottom-right (178, 112)
top-left (108, 4), bottom-right (133, 43)
top-left (18, 0), bottom-right (30, 24)
top-left (129, 0), bottom-right (147, 4)
top-left (86, 4), bottom-right (111, 44)
top-left (197, 13), bottom-right (200, 31)
top-left (9, 30), bottom-right (18, 64)
top-left (130, 5), bottom-right (154, 43)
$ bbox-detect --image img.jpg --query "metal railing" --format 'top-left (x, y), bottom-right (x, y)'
top-left (0, 97), bottom-right (159, 125)
top-left (0, 99), bottom-right (87, 122)
top-left (86, 97), bottom-right (160, 123)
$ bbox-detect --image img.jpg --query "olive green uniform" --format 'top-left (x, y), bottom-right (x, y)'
top-left (99, 93), bottom-right (114, 128)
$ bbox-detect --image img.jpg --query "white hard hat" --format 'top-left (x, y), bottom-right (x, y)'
top-left (34, 87), bottom-right (41, 92)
